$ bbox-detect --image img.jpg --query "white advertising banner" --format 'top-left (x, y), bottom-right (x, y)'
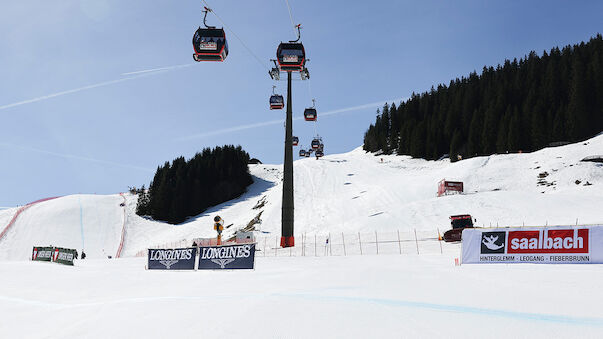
top-left (461, 225), bottom-right (603, 264)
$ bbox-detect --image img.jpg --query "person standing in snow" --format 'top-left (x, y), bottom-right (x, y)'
top-left (214, 216), bottom-right (224, 245)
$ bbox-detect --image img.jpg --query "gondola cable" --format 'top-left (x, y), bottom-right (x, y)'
top-left (280, 1), bottom-right (325, 157)
top-left (312, 98), bottom-right (318, 136)
top-left (284, 0), bottom-right (298, 39)
top-left (283, 1), bottom-right (322, 152)
top-left (200, 0), bottom-right (270, 71)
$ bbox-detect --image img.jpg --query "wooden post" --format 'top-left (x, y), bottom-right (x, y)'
top-left (397, 230), bottom-right (402, 254)
top-left (329, 232), bottom-right (332, 256)
top-left (359, 232), bottom-right (362, 255)
top-left (414, 228), bottom-right (419, 255)
top-left (375, 230), bottom-right (379, 255)
top-left (342, 232), bottom-right (346, 256)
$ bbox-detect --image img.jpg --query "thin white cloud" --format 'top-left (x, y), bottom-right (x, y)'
top-left (121, 63), bottom-right (193, 76)
top-left (176, 98), bottom-right (406, 141)
top-left (0, 74), bottom-right (147, 111)
top-left (0, 142), bottom-right (153, 172)
top-left (0, 62), bottom-right (194, 111)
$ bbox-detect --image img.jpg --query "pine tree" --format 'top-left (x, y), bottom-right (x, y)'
top-left (362, 35), bottom-right (603, 160)
top-left (137, 146), bottom-right (253, 224)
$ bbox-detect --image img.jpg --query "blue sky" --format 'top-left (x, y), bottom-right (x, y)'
top-left (1, 0), bottom-right (602, 207)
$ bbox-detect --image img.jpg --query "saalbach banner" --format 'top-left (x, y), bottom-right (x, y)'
top-left (52, 247), bottom-right (77, 266)
top-left (32, 246), bottom-right (54, 262)
top-left (147, 248), bottom-right (197, 270)
top-left (198, 243), bottom-right (255, 270)
top-left (462, 225), bottom-right (603, 264)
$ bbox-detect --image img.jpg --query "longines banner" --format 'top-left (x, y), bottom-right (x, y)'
top-left (148, 248), bottom-right (197, 270)
top-left (198, 244), bottom-right (255, 270)
top-left (32, 246), bottom-right (54, 262)
top-left (462, 225), bottom-right (603, 264)
top-left (52, 247), bottom-right (77, 266)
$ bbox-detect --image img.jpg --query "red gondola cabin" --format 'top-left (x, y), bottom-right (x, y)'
top-left (193, 28), bottom-right (229, 62)
top-left (276, 42), bottom-right (306, 72)
top-left (270, 94), bottom-right (284, 110)
top-left (304, 108), bottom-right (317, 121)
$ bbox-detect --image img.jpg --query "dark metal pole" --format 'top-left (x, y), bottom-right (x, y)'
top-left (281, 71), bottom-right (294, 247)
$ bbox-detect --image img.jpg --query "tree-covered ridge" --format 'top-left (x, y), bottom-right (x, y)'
top-left (136, 145), bottom-right (253, 224)
top-left (364, 34), bottom-right (603, 160)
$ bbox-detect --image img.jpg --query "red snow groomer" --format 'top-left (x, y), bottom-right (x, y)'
top-left (442, 214), bottom-right (474, 242)
top-left (437, 179), bottom-right (464, 197)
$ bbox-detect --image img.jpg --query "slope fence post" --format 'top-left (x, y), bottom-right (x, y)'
top-left (342, 232), bottom-right (346, 256)
top-left (414, 229), bottom-right (419, 255)
top-left (397, 229), bottom-right (402, 254)
top-left (358, 232), bottom-right (362, 255)
top-left (438, 228), bottom-right (443, 254)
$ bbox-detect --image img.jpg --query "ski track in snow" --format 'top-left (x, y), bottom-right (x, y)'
top-left (2, 292), bottom-right (602, 327)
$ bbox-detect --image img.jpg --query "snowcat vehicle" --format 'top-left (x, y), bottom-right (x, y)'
top-left (442, 214), bottom-right (474, 242)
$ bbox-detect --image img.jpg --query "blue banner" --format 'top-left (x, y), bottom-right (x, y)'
top-left (148, 247), bottom-right (197, 270)
top-left (198, 244), bottom-right (255, 270)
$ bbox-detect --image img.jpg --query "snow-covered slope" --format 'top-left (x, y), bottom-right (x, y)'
top-left (2, 255), bottom-right (603, 339)
top-left (0, 194), bottom-right (124, 260)
top-left (1, 135), bottom-right (602, 260)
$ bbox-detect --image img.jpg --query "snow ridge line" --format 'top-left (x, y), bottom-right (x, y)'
top-left (0, 197), bottom-right (60, 243)
top-left (115, 193), bottom-right (127, 258)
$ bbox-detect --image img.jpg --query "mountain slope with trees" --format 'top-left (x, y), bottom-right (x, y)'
top-left (363, 34), bottom-right (603, 160)
top-left (136, 145), bottom-right (253, 224)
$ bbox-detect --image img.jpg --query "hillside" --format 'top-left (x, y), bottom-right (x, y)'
top-left (1, 134), bottom-right (602, 261)
top-left (364, 34), bottom-right (603, 160)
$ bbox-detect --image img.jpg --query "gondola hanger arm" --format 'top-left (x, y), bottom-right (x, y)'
top-left (289, 24), bottom-right (302, 43)
top-left (202, 6), bottom-right (215, 29)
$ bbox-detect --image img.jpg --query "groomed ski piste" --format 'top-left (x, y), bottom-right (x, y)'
top-left (1, 135), bottom-right (602, 338)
